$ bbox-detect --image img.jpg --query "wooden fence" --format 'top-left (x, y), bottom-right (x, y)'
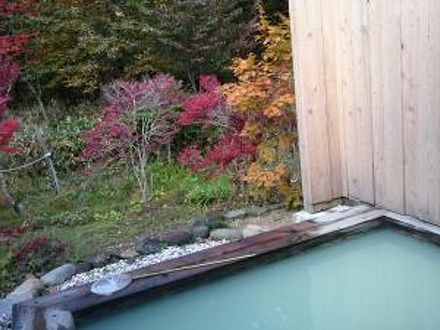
top-left (290, 0), bottom-right (440, 224)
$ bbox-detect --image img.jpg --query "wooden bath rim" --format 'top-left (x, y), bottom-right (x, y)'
top-left (12, 208), bottom-right (440, 330)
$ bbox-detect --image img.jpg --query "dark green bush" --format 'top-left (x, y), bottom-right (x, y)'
top-left (7, 116), bottom-right (97, 175)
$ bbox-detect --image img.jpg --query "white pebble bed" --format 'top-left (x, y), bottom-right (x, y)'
top-left (57, 239), bottom-right (227, 292)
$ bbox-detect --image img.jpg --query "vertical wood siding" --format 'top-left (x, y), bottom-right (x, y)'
top-left (290, 0), bottom-right (440, 224)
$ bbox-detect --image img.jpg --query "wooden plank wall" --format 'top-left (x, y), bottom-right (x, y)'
top-left (290, 0), bottom-right (440, 224)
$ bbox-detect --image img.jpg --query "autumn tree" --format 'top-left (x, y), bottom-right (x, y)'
top-left (0, 59), bottom-right (20, 152)
top-left (0, 0), bottom-right (33, 58)
top-left (83, 75), bottom-right (184, 206)
top-left (178, 75), bottom-right (256, 177)
top-left (224, 8), bottom-right (300, 205)
top-left (0, 0), bottom-right (32, 213)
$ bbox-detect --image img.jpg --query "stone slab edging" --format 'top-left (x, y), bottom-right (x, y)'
top-left (12, 206), bottom-right (440, 330)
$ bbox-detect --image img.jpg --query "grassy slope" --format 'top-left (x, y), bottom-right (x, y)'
top-left (0, 161), bottom-right (233, 261)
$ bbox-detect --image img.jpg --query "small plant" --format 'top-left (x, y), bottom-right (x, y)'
top-left (93, 210), bottom-right (123, 222)
top-left (51, 208), bottom-right (90, 227)
top-left (0, 236), bottom-right (67, 292)
top-left (183, 175), bottom-right (232, 207)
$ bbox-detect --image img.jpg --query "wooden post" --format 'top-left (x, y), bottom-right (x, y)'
top-left (34, 126), bottom-right (61, 194)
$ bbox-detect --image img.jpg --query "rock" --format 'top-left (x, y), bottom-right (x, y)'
top-left (210, 228), bottom-right (243, 241)
top-left (41, 264), bottom-right (76, 286)
top-left (224, 209), bottom-right (247, 220)
top-left (193, 214), bottom-right (227, 230)
top-left (135, 237), bottom-right (162, 255)
top-left (191, 225), bottom-right (209, 239)
top-left (75, 262), bottom-right (94, 274)
top-left (163, 230), bottom-right (193, 246)
top-left (246, 206), bottom-right (269, 217)
top-left (7, 276), bottom-right (42, 299)
top-left (242, 224), bottom-right (264, 238)
top-left (118, 248), bottom-right (139, 259)
top-left (91, 252), bottom-right (121, 268)
top-left (44, 309), bottom-right (75, 330)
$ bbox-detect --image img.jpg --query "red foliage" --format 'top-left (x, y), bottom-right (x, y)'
top-left (0, 0), bottom-right (35, 16)
top-left (179, 145), bottom-right (205, 172)
top-left (199, 74), bottom-right (220, 92)
top-left (83, 74), bottom-right (184, 160)
top-left (0, 59), bottom-right (20, 153)
top-left (12, 237), bottom-right (67, 269)
top-left (0, 0), bottom-right (33, 57)
top-left (0, 1), bottom-right (30, 153)
top-left (0, 225), bottom-right (25, 239)
top-left (179, 75), bottom-right (225, 126)
top-left (0, 34), bottom-right (30, 57)
top-left (179, 91), bottom-right (224, 126)
top-left (204, 133), bottom-right (256, 169)
top-left (0, 118), bottom-right (20, 152)
top-left (178, 75), bottom-right (256, 174)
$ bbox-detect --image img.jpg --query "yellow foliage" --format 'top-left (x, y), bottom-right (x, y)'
top-left (224, 6), bottom-right (300, 205)
top-left (241, 121), bottom-right (261, 139)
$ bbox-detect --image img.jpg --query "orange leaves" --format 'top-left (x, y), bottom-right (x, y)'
top-left (223, 7), bottom-right (300, 204)
top-left (263, 92), bottom-right (294, 118)
top-left (241, 121), bottom-right (261, 139)
top-left (245, 162), bottom-right (288, 189)
top-left (231, 55), bottom-right (257, 80)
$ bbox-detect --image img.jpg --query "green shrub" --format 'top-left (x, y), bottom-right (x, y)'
top-left (93, 210), bottom-right (124, 222)
top-left (183, 175), bottom-right (232, 207)
top-left (148, 160), bottom-right (233, 207)
top-left (50, 207), bottom-right (91, 227)
top-left (7, 116), bottom-right (97, 175)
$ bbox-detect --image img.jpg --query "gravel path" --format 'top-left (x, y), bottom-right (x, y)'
top-left (58, 239), bottom-right (227, 291)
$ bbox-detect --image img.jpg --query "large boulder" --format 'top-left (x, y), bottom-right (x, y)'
top-left (7, 275), bottom-right (42, 299)
top-left (210, 228), bottom-right (243, 241)
top-left (41, 264), bottom-right (76, 286)
top-left (163, 230), bottom-right (193, 246)
top-left (135, 237), bottom-right (162, 255)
